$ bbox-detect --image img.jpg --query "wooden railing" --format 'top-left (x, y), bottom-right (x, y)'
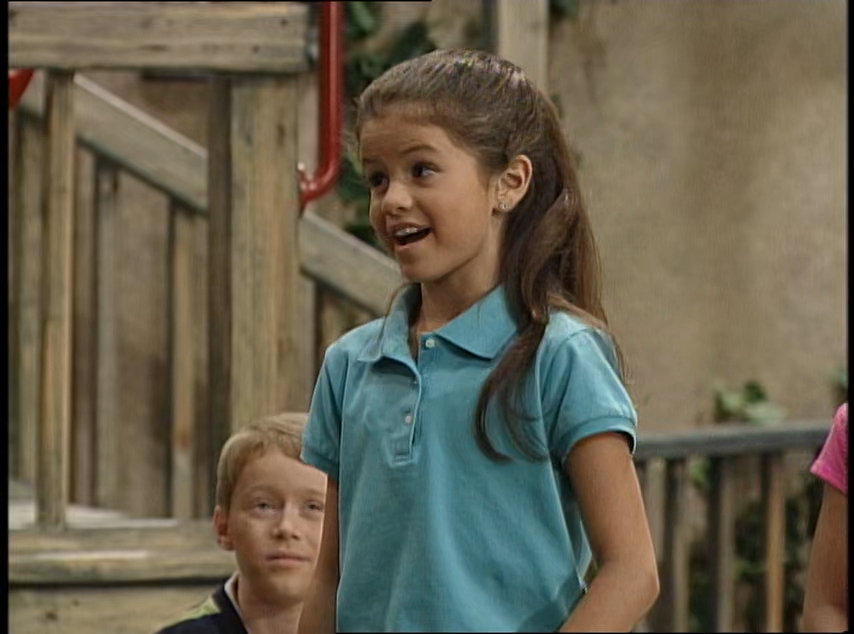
top-left (8, 1), bottom-right (401, 528)
top-left (634, 420), bottom-right (828, 633)
top-left (7, 75), bottom-right (833, 630)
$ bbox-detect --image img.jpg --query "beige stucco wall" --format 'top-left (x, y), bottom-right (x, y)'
top-left (548, 0), bottom-right (846, 430)
top-left (64, 0), bottom-right (850, 440)
top-left (11, 1), bottom-right (845, 516)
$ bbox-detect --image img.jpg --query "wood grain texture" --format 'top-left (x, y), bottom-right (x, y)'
top-left (10, 584), bottom-right (219, 634)
top-left (9, 1), bottom-right (309, 73)
top-left (11, 117), bottom-right (45, 486)
top-left (168, 204), bottom-right (197, 519)
top-left (36, 71), bottom-right (76, 529)
top-left (495, 0), bottom-right (549, 92)
top-left (70, 148), bottom-right (96, 507)
top-left (227, 77), bottom-right (308, 423)
top-left (761, 453), bottom-right (785, 633)
top-left (708, 457), bottom-right (735, 632)
top-left (19, 73), bottom-right (401, 317)
top-left (93, 159), bottom-right (121, 510)
top-left (661, 459), bottom-right (690, 632)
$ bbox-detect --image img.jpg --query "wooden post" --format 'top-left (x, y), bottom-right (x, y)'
top-left (661, 458), bottom-right (690, 632)
top-left (11, 115), bottom-right (45, 486)
top-left (761, 453), bottom-right (785, 633)
top-left (9, 111), bottom-right (21, 475)
top-left (70, 148), bottom-right (97, 506)
top-left (36, 70), bottom-right (76, 529)
top-left (207, 76), bottom-right (234, 494)
top-left (208, 75), bottom-right (308, 439)
top-left (493, 0), bottom-right (549, 92)
top-left (708, 457), bottom-right (736, 632)
top-left (168, 202), bottom-right (197, 519)
top-left (94, 159), bottom-right (120, 510)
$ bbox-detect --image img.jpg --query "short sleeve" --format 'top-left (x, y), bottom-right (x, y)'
top-left (542, 327), bottom-right (637, 467)
top-left (301, 346), bottom-right (344, 481)
top-left (810, 403), bottom-right (848, 495)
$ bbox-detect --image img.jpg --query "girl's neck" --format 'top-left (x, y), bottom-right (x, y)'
top-left (417, 276), bottom-right (498, 333)
top-left (234, 575), bottom-right (302, 634)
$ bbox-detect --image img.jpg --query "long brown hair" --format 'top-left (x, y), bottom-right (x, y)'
top-left (356, 49), bottom-right (626, 462)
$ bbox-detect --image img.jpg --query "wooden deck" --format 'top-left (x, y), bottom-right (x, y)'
top-left (9, 480), bottom-right (235, 634)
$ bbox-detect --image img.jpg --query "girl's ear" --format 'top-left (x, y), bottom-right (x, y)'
top-left (213, 506), bottom-right (234, 551)
top-left (495, 154), bottom-right (533, 213)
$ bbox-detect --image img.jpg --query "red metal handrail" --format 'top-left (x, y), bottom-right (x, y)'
top-left (9, 69), bottom-right (35, 110)
top-left (298, 1), bottom-right (344, 210)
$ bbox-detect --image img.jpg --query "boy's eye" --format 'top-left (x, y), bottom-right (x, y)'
top-left (306, 501), bottom-right (325, 513)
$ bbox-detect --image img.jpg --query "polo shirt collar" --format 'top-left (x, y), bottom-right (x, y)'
top-left (361, 284), bottom-right (519, 363)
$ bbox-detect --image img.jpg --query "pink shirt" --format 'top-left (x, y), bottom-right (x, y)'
top-left (810, 403), bottom-right (848, 495)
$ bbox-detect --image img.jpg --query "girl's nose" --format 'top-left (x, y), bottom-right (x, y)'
top-left (380, 180), bottom-right (413, 215)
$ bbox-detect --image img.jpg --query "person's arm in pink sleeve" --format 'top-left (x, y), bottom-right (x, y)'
top-left (803, 404), bottom-right (848, 632)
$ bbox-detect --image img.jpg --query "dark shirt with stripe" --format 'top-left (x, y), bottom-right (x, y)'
top-left (156, 583), bottom-right (247, 634)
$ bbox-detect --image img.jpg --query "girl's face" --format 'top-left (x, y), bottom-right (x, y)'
top-left (360, 109), bottom-right (505, 296)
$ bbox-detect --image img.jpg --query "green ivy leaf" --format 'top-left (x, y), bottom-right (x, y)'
top-left (743, 401), bottom-right (786, 425)
top-left (549, 0), bottom-right (579, 19)
top-left (743, 380), bottom-right (767, 404)
top-left (387, 21), bottom-right (436, 65)
top-left (346, 2), bottom-right (381, 41)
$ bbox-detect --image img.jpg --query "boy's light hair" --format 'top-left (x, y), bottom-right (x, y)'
top-left (215, 412), bottom-right (308, 512)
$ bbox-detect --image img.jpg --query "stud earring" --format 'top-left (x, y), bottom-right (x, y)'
top-left (498, 202), bottom-right (509, 212)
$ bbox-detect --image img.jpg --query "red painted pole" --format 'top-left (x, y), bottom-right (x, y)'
top-left (9, 69), bottom-right (35, 110)
top-left (299, 1), bottom-right (344, 210)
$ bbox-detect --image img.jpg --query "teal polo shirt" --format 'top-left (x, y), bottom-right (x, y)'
top-left (302, 285), bottom-right (637, 633)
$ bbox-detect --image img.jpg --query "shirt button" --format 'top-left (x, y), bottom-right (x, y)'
top-left (404, 414), bottom-right (413, 424)
top-left (424, 338), bottom-right (436, 349)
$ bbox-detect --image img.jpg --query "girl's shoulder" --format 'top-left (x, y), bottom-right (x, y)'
top-left (323, 316), bottom-right (386, 363)
top-left (538, 309), bottom-right (620, 370)
top-left (542, 309), bottom-right (613, 349)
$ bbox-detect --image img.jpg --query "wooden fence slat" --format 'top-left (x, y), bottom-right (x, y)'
top-left (9, 1), bottom-right (309, 73)
top-left (208, 76), bottom-right (309, 448)
top-left (94, 159), bottom-right (120, 510)
top-left (661, 458), bottom-right (690, 632)
top-left (12, 116), bottom-right (45, 486)
top-left (9, 111), bottom-right (21, 475)
top-left (708, 457), bottom-right (736, 632)
top-left (761, 453), bottom-right (786, 633)
top-left (19, 73), bottom-right (402, 317)
top-left (207, 76), bottom-right (233, 488)
top-left (36, 70), bottom-right (77, 529)
top-left (168, 203), bottom-right (196, 520)
top-left (70, 147), bottom-right (97, 506)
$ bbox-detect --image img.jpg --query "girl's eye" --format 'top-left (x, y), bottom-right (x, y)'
top-left (412, 163), bottom-right (435, 178)
top-left (366, 172), bottom-right (387, 189)
top-left (254, 501), bottom-right (276, 512)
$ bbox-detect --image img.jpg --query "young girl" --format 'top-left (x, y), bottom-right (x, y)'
top-left (299, 49), bottom-right (659, 633)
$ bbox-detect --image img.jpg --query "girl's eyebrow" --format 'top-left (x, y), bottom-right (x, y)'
top-left (362, 143), bottom-right (439, 165)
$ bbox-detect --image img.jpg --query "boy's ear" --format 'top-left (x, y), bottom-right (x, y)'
top-left (495, 154), bottom-right (533, 213)
top-left (213, 506), bottom-right (234, 552)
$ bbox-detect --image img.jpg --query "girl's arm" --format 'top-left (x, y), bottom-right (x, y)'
top-left (802, 483), bottom-right (848, 632)
top-left (559, 432), bottom-right (659, 632)
top-left (299, 477), bottom-right (340, 634)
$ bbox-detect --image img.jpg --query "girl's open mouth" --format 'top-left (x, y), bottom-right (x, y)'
top-left (393, 227), bottom-right (432, 246)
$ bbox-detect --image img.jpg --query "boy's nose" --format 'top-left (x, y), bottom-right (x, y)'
top-left (274, 509), bottom-right (300, 539)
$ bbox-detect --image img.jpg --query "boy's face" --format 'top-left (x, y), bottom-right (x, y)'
top-left (213, 449), bottom-right (326, 606)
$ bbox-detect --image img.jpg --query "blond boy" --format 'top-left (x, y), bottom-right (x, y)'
top-left (157, 413), bottom-right (327, 634)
